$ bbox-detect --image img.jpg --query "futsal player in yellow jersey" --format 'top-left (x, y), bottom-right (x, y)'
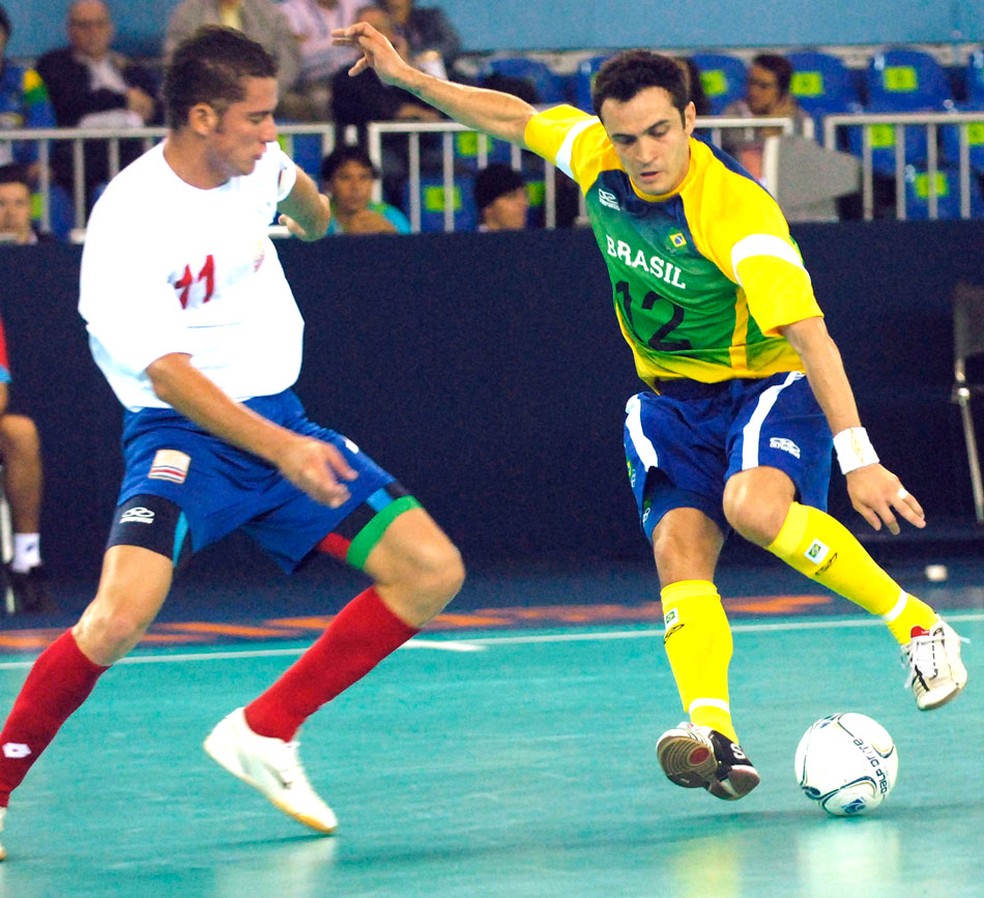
top-left (332, 26), bottom-right (968, 801)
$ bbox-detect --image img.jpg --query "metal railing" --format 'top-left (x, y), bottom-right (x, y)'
top-left (822, 110), bottom-right (984, 220)
top-left (4, 110), bottom-right (982, 235)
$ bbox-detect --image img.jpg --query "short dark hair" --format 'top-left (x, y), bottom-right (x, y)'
top-left (0, 4), bottom-right (11, 41)
top-left (474, 163), bottom-right (525, 211)
top-left (0, 163), bottom-right (29, 187)
top-left (592, 50), bottom-right (690, 123)
top-left (751, 53), bottom-right (793, 96)
top-left (320, 145), bottom-right (379, 183)
top-left (163, 26), bottom-right (278, 128)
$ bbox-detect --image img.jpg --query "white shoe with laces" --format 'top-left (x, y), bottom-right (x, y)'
top-left (204, 708), bottom-right (338, 833)
top-left (903, 619), bottom-right (968, 710)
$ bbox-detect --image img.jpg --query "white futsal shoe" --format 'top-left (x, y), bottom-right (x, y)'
top-left (903, 618), bottom-right (968, 710)
top-left (204, 708), bottom-right (338, 833)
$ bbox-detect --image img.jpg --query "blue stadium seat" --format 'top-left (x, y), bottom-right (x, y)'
top-left (786, 50), bottom-right (862, 148)
top-left (481, 56), bottom-right (569, 105)
top-left (404, 175), bottom-right (478, 233)
top-left (967, 48), bottom-right (984, 106)
top-left (452, 130), bottom-right (514, 171)
top-left (571, 54), bottom-right (612, 113)
top-left (689, 52), bottom-right (748, 115)
top-left (852, 48), bottom-right (955, 173)
top-left (940, 49), bottom-right (984, 172)
top-left (903, 165), bottom-right (984, 219)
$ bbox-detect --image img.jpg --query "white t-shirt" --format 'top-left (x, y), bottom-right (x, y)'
top-left (80, 141), bottom-right (303, 412)
top-left (279, 0), bottom-right (360, 83)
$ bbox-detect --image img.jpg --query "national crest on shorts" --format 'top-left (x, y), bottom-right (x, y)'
top-left (148, 449), bottom-right (191, 484)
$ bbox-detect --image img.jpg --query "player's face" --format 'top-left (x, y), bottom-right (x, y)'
top-left (483, 186), bottom-right (528, 231)
top-left (328, 160), bottom-right (375, 215)
top-left (207, 77), bottom-right (279, 182)
top-left (600, 86), bottom-right (695, 197)
top-left (0, 182), bottom-right (33, 242)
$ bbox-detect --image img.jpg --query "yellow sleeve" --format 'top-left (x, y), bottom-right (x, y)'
top-left (524, 105), bottom-right (603, 188)
top-left (685, 149), bottom-right (822, 336)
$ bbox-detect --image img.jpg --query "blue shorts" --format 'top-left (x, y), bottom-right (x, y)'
top-left (111, 389), bottom-right (418, 572)
top-left (623, 372), bottom-right (832, 541)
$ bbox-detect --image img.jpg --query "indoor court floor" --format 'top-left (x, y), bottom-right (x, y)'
top-left (0, 550), bottom-right (982, 897)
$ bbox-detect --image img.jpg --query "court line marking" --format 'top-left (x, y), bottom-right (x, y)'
top-left (0, 612), bottom-right (979, 670)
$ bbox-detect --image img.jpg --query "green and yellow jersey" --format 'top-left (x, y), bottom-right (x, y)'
top-left (524, 105), bottom-right (823, 387)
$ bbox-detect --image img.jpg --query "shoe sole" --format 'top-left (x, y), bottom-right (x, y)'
top-left (203, 730), bottom-right (338, 835)
top-left (656, 731), bottom-right (719, 788)
top-left (916, 681), bottom-right (965, 711)
top-left (706, 765), bottom-right (761, 800)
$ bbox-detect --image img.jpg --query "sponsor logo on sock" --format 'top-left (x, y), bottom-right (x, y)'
top-left (769, 436), bottom-right (801, 458)
top-left (2, 742), bottom-right (31, 759)
top-left (804, 539), bottom-right (830, 565)
top-left (120, 506), bottom-right (155, 525)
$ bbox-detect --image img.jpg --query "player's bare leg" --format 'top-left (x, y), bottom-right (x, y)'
top-left (204, 507), bottom-right (463, 832)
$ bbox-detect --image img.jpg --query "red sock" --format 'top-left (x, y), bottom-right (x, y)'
top-left (245, 587), bottom-right (418, 741)
top-left (0, 630), bottom-right (108, 805)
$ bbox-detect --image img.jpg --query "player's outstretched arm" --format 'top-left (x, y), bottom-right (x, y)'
top-left (147, 353), bottom-right (355, 508)
top-left (278, 167), bottom-right (332, 241)
top-left (331, 22), bottom-right (537, 146)
top-left (781, 316), bottom-right (925, 535)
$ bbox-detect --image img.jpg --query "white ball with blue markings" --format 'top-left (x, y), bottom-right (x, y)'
top-left (794, 712), bottom-right (898, 816)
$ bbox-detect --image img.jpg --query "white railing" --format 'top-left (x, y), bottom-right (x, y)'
top-left (4, 111), bottom-right (982, 235)
top-left (822, 110), bottom-right (984, 220)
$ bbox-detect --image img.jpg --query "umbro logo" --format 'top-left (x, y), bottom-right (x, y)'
top-left (2, 742), bottom-right (31, 759)
top-left (120, 506), bottom-right (155, 525)
top-left (769, 437), bottom-right (801, 458)
top-left (598, 188), bottom-right (620, 211)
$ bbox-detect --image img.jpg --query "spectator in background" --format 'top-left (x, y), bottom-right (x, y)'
top-left (320, 144), bottom-right (410, 233)
top-left (0, 4), bottom-right (57, 184)
top-left (376, 0), bottom-right (461, 78)
top-left (721, 53), bottom-right (812, 180)
top-left (676, 56), bottom-right (711, 118)
top-left (0, 307), bottom-right (50, 614)
top-left (332, 5), bottom-right (442, 205)
top-left (164, 0), bottom-right (301, 97)
top-left (37, 0), bottom-right (161, 205)
top-left (279, 0), bottom-right (361, 120)
top-left (0, 165), bottom-right (55, 244)
top-left (474, 162), bottom-right (527, 231)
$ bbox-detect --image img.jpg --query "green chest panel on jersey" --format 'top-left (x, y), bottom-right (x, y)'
top-left (585, 169), bottom-right (767, 372)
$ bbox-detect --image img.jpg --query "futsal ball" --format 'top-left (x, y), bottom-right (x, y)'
top-left (794, 712), bottom-right (899, 817)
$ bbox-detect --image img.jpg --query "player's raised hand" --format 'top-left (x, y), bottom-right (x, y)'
top-left (331, 22), bottom-right (413, 84)
top-left (279, 434), bottom-right (357, 509)
top-left (845, 464), bottom-right (925, 535)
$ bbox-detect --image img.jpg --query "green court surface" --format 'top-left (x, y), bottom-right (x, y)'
top-left (0, 599), bottom-right (982, 897)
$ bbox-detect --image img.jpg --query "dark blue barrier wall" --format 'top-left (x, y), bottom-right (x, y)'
top-left (0, 221), bottom-right (981, 584)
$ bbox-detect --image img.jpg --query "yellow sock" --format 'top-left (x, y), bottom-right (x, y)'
top-left (661, 580), bottom-right (737, 742)
top-left (765, 502), bottom-right (937, 644)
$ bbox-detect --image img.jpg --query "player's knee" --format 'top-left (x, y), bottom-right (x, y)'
top-left (0, 414), bottom-right (40, 458)
top-left (722, 483), bottom-right (786, 546)
top-left (396, 536), bottom-right (465, 617)
top-left (74, 605), bottom-right (153, 664)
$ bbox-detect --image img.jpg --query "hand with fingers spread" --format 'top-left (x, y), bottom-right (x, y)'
top-left (845, 464), bottom-right (925, 535)
top-left (331, 21), bottom-right (416, 86)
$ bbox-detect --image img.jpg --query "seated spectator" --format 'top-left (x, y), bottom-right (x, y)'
top-left (332, 5), bottom-right (443, 205)
top-left (37, 0), bottom-right (161, 206)
top-left (320, 145), bottom-right (410, 233)
top-left (279, 0), bottom-right (361, 120)
top-left (376, 0), bottom-right (462, 78)
top-left (165, 0), bottom-right (301, 98)
top-left (0, 4), bottom-right (57, 185)
top-left (0, 165), bottom-right (56, 243)
top-left (475, 163), bottom-right (528, 231)
top-left (0, 314), bottom-right (51, 613)
top-left (721, 53), bottom-right (812, 180)
top-left (331, 5), bottom-right (443, 128)
top-left (676, 56), bottom-right (711, 117)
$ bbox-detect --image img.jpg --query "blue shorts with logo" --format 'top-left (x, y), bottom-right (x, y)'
top-left (112, 389), bottom-right (416, 572)
top-left (623, 371), bottom-right (832, 541)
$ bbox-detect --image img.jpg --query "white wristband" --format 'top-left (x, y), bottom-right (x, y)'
top-left (833, 427), bottom-right (880, 475)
